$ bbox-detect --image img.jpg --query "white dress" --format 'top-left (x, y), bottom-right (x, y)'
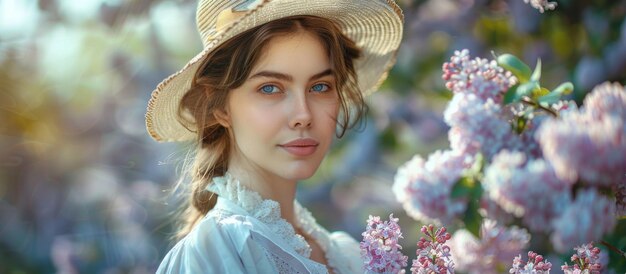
top-left (157, 173), bottom-right (363, 274)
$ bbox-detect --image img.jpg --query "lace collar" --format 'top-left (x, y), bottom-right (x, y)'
top-left (206, 173), bottom-right (314, 258)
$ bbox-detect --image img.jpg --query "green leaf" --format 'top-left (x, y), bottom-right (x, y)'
top-left (537, 82), bottom-right (575, 106)
top-left (515, 116), bottom-right (527, 134)
top-left (532, 87), bottom-right (551, 99)
top-left (503, 84), bottom-right (519, 104)
top-left (530, 59), bottom-right (542, 82)
top-left (462, 187), bottom-right (484, 238)
top-left (497, 54), bottom-right (532, 83)
top-left (451, 177), bottom-right (473, 198)
top-left (537, 92), bottom-right (561, 105)
top-left (516, 81), bottom-right (540, 98)
top-left (552, 82), bottom-right (574, 95)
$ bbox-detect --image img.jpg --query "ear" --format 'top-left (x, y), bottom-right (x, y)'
top-left (213, 108), bottom-right (231, 128)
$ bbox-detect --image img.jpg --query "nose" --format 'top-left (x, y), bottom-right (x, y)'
top-left (289, 93), bottom-right (312, 129)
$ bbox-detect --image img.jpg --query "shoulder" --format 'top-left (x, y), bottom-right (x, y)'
top-left (294, 202), bottom-right (363, 273)
top-left (156, 211), bottom-right (276, 274)
top-left (326, 231), bottom-right (363, 273)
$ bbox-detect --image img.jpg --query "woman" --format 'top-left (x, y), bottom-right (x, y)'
top-left (146, 0), bottom-right (403, 273)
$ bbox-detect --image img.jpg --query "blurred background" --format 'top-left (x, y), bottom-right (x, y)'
top-left (1, 0), bottom-right (625, 273)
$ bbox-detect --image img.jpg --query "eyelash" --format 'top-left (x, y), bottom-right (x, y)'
top-left (257, 83), bottom-right (332, 94)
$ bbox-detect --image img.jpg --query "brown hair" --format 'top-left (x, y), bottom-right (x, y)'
top-left (175, 15), bottom-right (365, 239)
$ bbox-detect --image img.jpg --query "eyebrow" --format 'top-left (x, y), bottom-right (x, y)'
top-left (248, 69), bottom-right (334, 82)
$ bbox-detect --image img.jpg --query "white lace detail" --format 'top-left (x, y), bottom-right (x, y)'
top-left (206, 173), bottom-right (312, 258)
top-left (294, 203), bottom-right (341, 273)
top-left (265, 249), bottom-right (328, 274)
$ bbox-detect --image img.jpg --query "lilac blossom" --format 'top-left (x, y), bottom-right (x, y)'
top-left (583, 82), bottom-right (626, 122)
top-left (361, 214), bottom-right (409, 274)
top-left (449, 220), bottom-right (530, 274)
top-left (411, 225), bottom-right (455, 274)
top-left (393, 150), bottom-right (472, 224)
top-left (561, 242), bottom-right (603, 274)
top-left (551, 189), bottom-right (617, 252)
top-left (537, 82), bottom-right (626, 186)
top-left (509, 251), bottom-right (552, 274)
top-left (523, 0), bottom-right (557, 13)
top-left (483, 150), bottom-right (571, 232)
top-left (442, 49), bottom-right (517, 104)
top-left (444, 93), bottom-right (523, 159)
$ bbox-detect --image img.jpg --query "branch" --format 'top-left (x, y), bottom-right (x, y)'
top-left (601, 240), bottom-right (626, 260)
top-left (520, 97), bottom-right (559, 117)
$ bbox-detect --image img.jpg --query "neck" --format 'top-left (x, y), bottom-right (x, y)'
top-left (227, 163), bottom-right (298, 226)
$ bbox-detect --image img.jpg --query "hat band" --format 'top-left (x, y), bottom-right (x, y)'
top-left (205, 0), bottom-right (264, 42)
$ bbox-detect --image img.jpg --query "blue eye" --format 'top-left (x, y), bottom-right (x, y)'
top-left (259, 84), bottom-right (280, 94)
top-left (310, 83), bottom-right (330, 93)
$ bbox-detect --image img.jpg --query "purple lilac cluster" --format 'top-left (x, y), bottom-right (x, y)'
top-left (551, 189), bottom-right (616, 252)
top-left (442, 50), bottom-right (521, 160)
top-left (523, 0), bottom-right (557, 13)
top-left (509, 251), bottom-right (552, 274)
top-left (537, 82), bottom-right (626, 187)
top-left (360, 214), bottom-right (409, 274)
top-left (561, 243), bottom-right (603, 274)
top-left (444, 93), bottom-right (523, 159)
top-left (449, 220), bottom-right (530, 274)
top-left (392, 50), bottom-right (520, 226)
top-left (410, 225), bottom-right (455, 274)
top-left (442, 49), bottom-right (517, 104)
top-left (483, 150), bottom-right (571, 232)
top-left (392, 150), bottom-right (473, 224)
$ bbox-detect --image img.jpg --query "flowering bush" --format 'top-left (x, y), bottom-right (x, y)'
top-left (392, 47), bottom-right (625, 255)
top-left (362, 1), bottom-right (626, 273)
top-left (389, 47), bottom-right (625, 273)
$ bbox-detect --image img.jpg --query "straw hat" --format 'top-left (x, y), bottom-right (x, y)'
top-left (145, 0), bottom-right (404, 142)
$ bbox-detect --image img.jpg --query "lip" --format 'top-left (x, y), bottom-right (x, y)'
top-left (278, 138), bottom-right (319, 157)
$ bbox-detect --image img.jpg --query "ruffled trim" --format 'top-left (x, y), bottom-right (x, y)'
top-left (294, 202), bottom-right (343, 273)
top-left (207, 173), bottom-right (312, 258)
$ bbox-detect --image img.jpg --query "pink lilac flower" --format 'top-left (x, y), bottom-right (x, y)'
top-left (449, 219), bottom-right (530, 274)
top-left (393, 150), bottom-right (472, 224)
top-left (561, 242), bottom-right (603, 274)
top-left (361, 214), bottom-right (409, 274)
top-left (550, 100), bottom-right (579, 117)
top-left (444, 93), bottom-right (523, 160)
top-left (583, 81), bottom-right (626, 121)
top-left (537, 82), bottom-right (626, 186)
top-left (442, 49), bottom-right (517, 104)
top-left (410, 225), bottom-right (455, 274)
top-left (551, 189), bottom-right (617, 252)
top-left (509, 251), bottom-right (552, 274)
top-left (523, 0), bottom-right (557, 13)
top-left (483, 150), bottom-right (571, 232)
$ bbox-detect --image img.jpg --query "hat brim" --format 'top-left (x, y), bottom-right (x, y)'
top-left (146, 0), bottom-right (404, 142)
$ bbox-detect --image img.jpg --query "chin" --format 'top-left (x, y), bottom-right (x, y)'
top-left (277, 162), bottom-right (321, 181)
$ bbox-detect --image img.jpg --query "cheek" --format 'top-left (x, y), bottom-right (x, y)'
top-left (316, 102), bottom-right (340, 131)
top-left (230, 102), bottom-right (283, 140)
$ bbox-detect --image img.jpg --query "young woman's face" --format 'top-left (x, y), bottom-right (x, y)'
top-left (221, 30), bottom-right (340, 182)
